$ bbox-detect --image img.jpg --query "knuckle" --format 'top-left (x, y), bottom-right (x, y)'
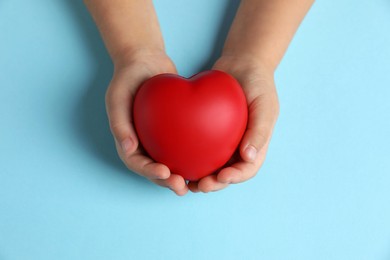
top-left (253, 127), bottom-right (271, 146)
top-left (110, 121), bottom-right (127, 131)
top-left (109, 121), bottom-right (128, 138)
top-left (269, 93), bottom-right (280, 118)
top-left (258, 132), bottom-right (269, 145)
top-left (105, 88), bottom-right (120, 105)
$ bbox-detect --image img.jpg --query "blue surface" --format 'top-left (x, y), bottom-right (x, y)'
top-left (1, 0), bottom-right (390, 259)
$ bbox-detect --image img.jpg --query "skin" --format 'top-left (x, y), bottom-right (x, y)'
top-left (84, 0), bottom-right (314, 195)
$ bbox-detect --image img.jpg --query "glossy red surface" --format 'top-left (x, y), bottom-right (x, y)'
top-left (133, 70), bottom-right (248, 181)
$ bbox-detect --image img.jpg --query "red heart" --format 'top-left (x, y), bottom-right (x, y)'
top-left (133, 70), bottom-right (248, 181)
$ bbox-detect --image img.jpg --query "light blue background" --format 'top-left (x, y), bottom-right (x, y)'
top-left (1, 0), bottom-right (390, 259)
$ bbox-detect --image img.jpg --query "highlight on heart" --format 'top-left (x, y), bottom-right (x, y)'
top-left (133, 70), bottom-right (248, 181)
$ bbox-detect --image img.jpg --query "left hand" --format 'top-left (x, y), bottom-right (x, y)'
top-left (188, 56), bottom-right (280, 193)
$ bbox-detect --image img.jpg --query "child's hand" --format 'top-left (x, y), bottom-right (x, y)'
top-left (105, 50), bottom-right (189, 196)
top-left (85, 0), bottom-right (312, 195)
top-left (182, 0), bottom-right (312, 193)
top-left (188, 56), bottom-right (280, 192)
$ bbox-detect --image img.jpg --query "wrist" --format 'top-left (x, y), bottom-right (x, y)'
top-left (112, 47), bottom-right (166, 68)
top-left (113, 47), bottom-right (175, 72)
top-left (214, 54), bottom-right (275, 80)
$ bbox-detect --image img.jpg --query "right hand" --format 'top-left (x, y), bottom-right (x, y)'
top-left (105, 49), bottom-right (189, 196)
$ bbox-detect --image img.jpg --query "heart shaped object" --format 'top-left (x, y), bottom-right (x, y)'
top-left (133, 70), bottom-right (248, 181)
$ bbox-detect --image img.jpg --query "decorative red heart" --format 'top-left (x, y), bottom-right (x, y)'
top-left (133, 70), bottom-right (248, 181)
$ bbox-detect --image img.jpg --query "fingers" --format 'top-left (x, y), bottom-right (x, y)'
top-left (240, 93), bottom-right (279, 163)
top-left (218, 141), bottom-right (270, 184)
top-left (151, 174), bottom-right (189, 196)
top-left (188, 181), bottom-right (200, 193)
top-left (104, 59), bottom-right (187, 195)
top-left (115, 140), bottom-right (190, 196)
top-left (188, 177), bottom-right (229, 193)
top-left (186, 92), bottom-right (278, 193)
top-left (106, 55), bottom-right (177, 158)
top-left (105, 75), bottom-right (141, 158)
top-left (114, 140), bottom-right (170, 179)
top-left (126, 153), bottom-right (171, 180)
top-left (188, 140), bottom-right (269, 192)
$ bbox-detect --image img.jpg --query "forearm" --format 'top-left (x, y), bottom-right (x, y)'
top-left (222, 0), bottom-right (314, 72)
top-left (84, 0), bottom-right (164, 67)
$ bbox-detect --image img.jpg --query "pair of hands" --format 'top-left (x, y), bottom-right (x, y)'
top-left (105, 50), bottom-right (279, 196)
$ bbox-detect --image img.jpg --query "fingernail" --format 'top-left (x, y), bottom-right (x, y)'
top-left (121, 138), bottom-right (133, 154)
top-left (224, 178), bottom-right (232, 184)
top-left (245, 145), bottom-right (257, 162)
top-left (218, 177), bottom-right (230, 184)
top-left (157, 174), bottom-right (168, 180)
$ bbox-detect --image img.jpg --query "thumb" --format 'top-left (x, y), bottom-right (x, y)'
top-left (240, 94), bottom-right (279, 162)
top-left (105, 79), bottom-right (139, 157)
